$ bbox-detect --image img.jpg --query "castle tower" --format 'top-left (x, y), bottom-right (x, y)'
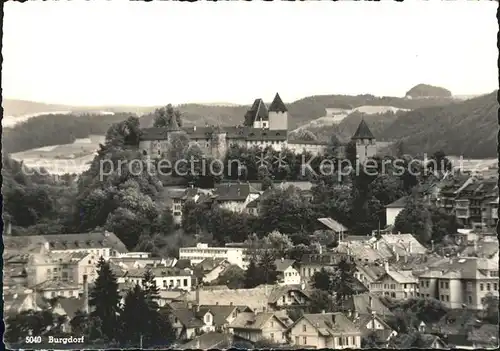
top-left (351, 119), bottom-right (377, 164)
top-left (244, 98), bottom-right (269, 129)
top-left (268, 93), bottom-right (288, 130)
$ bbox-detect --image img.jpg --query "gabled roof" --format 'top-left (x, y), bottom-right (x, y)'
top-left (294, 312), bottom-right (361, 336)
top-left (268, 93), bottom-right (288, 113)
top-left (317, 217), bottom-right (348, 233)
top-left (229, 312), bottom-right (287, 330)
top-left (351, 119), bottom-right (375, 140)
top-left (274, 259), bottom-right (296, 272)
top-left (214, 183), bottom-right (259, 202)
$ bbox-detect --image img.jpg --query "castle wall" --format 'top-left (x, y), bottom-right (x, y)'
top-left (287, 143), bottom-right (327, 155)
top-left (269, 111), bottom-right (288, 130)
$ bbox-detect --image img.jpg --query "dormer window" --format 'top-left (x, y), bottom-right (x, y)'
top-left (204, 313), bottom-right (212, 324)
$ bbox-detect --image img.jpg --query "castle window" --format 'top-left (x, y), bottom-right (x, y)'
top-left (142, 150), bottom-right (147, 156)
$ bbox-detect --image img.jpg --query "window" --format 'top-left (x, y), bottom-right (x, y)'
top-left (480, 283), bottom-right (484, 291)
top-left (487, 283), bottom-right (491, 291)
top-left (494, 283), bottom-right (498, 291)
top-left (468, 295), bottom-right (472, 304)
top-left (302, 324), bottom-right (306, 332)
top-left (440, 295), bottom-right (444, 301)
top-left (446, 295), bottom-right (449, 302)
top-left (295, 336), bottom-right (299, 345)
top-left (163, 280), bottom-right (167, 288)
top-left (338, 337), bottom-right (343, 346)
top-left (302, 337), bottom-right (307, 345)
top-left (183, 279), bottom-right (188, 286)
top-left (270, 333), bottom-right (274, 340)
top-left (426, 281), bottom-right (429, 288)
top-left (445, 282), bottom-right (449, 289)
top-left (404, 284), bottom-right (407, 289)
top-left (391, 292), bottom-right (396, 298)
top-left (204, 313), bottom-right (212, 324)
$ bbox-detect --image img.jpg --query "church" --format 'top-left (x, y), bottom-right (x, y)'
top-left (138, 93), bottom-right (377, 160)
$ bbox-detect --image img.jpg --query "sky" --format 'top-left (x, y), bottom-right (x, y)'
top-left (3, 1), bottom-right (498, 106)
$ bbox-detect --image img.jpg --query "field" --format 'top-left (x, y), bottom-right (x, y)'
top-left (10, 135), bottom-right (105, 175)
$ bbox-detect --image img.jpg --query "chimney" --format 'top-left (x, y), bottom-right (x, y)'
top-left (409, 241), bottom-right (412, 254)
top-left (396, 252), bottom-right (400, 262)
top-left (369, 295), bottom-right (373, 309)
top-left (375, 241), bottom-right (379, 251)
top-left (384, 261), bottom-right (389, 273)
top-left (404, 254), bottom-right (408, 263)
top-left (104, 230), bottom-right (110, 237)
top-left (431, 240), bottom-right (435, 252)
top-left (353, 310), bottom-right (359, 319)
top-left (83, 274), bottom-right (89, 314)
top-left (300, 281), bottom-right (306, 290)
top-left (347, 310), bottom-right (352, 317)
top-left (6, 221), bottom-right (12, 235)
top-left (321, 310), bottom-right (326, 314)
top-left (331, 314), bottom-right (336, 324)
top-left (193, 126), bottom-right (197, 131)
top-left (281, 257), bottom-right (284, 262)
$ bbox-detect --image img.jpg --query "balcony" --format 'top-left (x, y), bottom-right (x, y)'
top-left (455, 201), bottom-right (470, 210)
top-left (456, 209), bottom-right (470, 219)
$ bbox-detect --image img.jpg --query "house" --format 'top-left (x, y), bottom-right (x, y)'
top-left (34, 280), bottom-right (81, 299)
top-left (27, 251), bottom-right (97, 286)
top-left (299, 253), bottom-right (354, 281)
top-left (351, 313), bottom-right (397, 346)
top-left (317, 217), bottom-right (348, 240)
top-left (354, 263), bottom-right (387, 289)
top-left (245, 197), bottom-right (261, 216)
top-left (416, 256), bottom-right (499, 310)
top-left (159, 187), bottom-right (201, 225)
top-left (123, 266), bottom-right (193, 291)
top-left (5, 231), bottom-right (128, 259)
top-left (212, 183), bottom-right (260, 213)
top-left (3, 290), bottom-right (39, 316)
top-left (168, 302), bottom-right (251, 340)
top-left (342, 293), bottom-right (393, 318)
top-left (176, 332), bottom-right (242, 349)
top-left (229, 312), bottom-right (289, 344)
top-left (389, 333), bottom-right (448, 349)
top-left (183, 285), bottom-right (312, 313)
top-left (288, 312), bottom-right (362, 349)
top-left (467, 324), bottom-right (499, 348)
top-left (274, 259), bottom-right (301, 285)
top-left (385, 196), bottom-right (409, 226)
top-left (193, 258), bottom-right (233, 284)
top-left (370, 262), bottom-right (418, 299)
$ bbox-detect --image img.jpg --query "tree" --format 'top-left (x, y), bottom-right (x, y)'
top-left (153, 104), bottom-right (183, 128)
top-left (482, 293), bottom-right (499, 324)
top-left (212, 265), bottom-right (246, 289)
top-left (330, 257), bottom-right (357, 304)
top-left (394, 196), bottom-right (433, 243)
top-left (244, 258), bottom-right (261, 288)
top-left (312, 268), bottom-right (332, 292)
top-left (308, 290), bottom-right (334, 313)
top-left (261, 176), bottom-right (273, 191)
top-left (119, 284), bottom-right (149, 346)
top-left (89, 257), bottom-right (121, 342)
top-left (258, 249), bottom-right (279, 285)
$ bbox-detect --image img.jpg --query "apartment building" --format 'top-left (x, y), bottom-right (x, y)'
top-left (455, 181), bottom-right (497, 227)
top-left (27, 251), bottom-right (97, 286)
top-left (299, 253), bottom-right (354, 281)
top-left (370, 262), bottom-right (418, 299)
top-left (416, 257), bottom-right (499, 310)
top-left (124, 266), bottom-right (193, 291)
top-left (288, 312), bottom-right (362, 349)
top-left (179, 243), bottom-right (247, 269)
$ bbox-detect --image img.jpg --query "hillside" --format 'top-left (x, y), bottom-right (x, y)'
top-left (405, 84), bottom-right (452, 98)
top-left (380, 91), bottom-right (499, 158)
top-left (4, 94), bottom-right (455, 131)
top-left (299, 110), bottom-right (404, 143)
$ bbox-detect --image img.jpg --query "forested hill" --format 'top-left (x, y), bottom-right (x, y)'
top-left (380, 91), bottom-right (499, 158)
top-left (2, 113), bottom-right (131, 154)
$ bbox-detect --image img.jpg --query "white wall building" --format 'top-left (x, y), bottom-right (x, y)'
top-left (179, 243), bottom-right (246, 269)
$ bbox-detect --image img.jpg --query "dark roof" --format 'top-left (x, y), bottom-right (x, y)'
top-left (386, 196), bottom-right (410, 208)
top-left (57, 297), bottom-right (85, 319)
top-left (245, 99), bottom-right (269, 125)
top-left (351, 119), bottom-right (375, 140)
top-left (268, 93), bottom-right (288, 113)
top-left (139, 127), bottom-right (174, 141)
top-left (5, 232), bottom-right (128, 253)
top-left (214, 183), bottom-right (259, 202)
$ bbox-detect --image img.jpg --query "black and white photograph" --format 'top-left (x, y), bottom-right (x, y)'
top-left (2, 1), bottom-right (499, 349)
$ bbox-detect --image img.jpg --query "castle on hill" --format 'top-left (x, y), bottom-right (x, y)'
top-left (138, 93), bottom-right (377, 161)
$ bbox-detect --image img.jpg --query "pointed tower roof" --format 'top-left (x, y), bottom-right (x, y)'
top-left (351, 119), bottom-right (375, 140)
top-left (244, 98), bottom-right (269, 126)
top-left (268, 93), bottom-right (288, 113)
